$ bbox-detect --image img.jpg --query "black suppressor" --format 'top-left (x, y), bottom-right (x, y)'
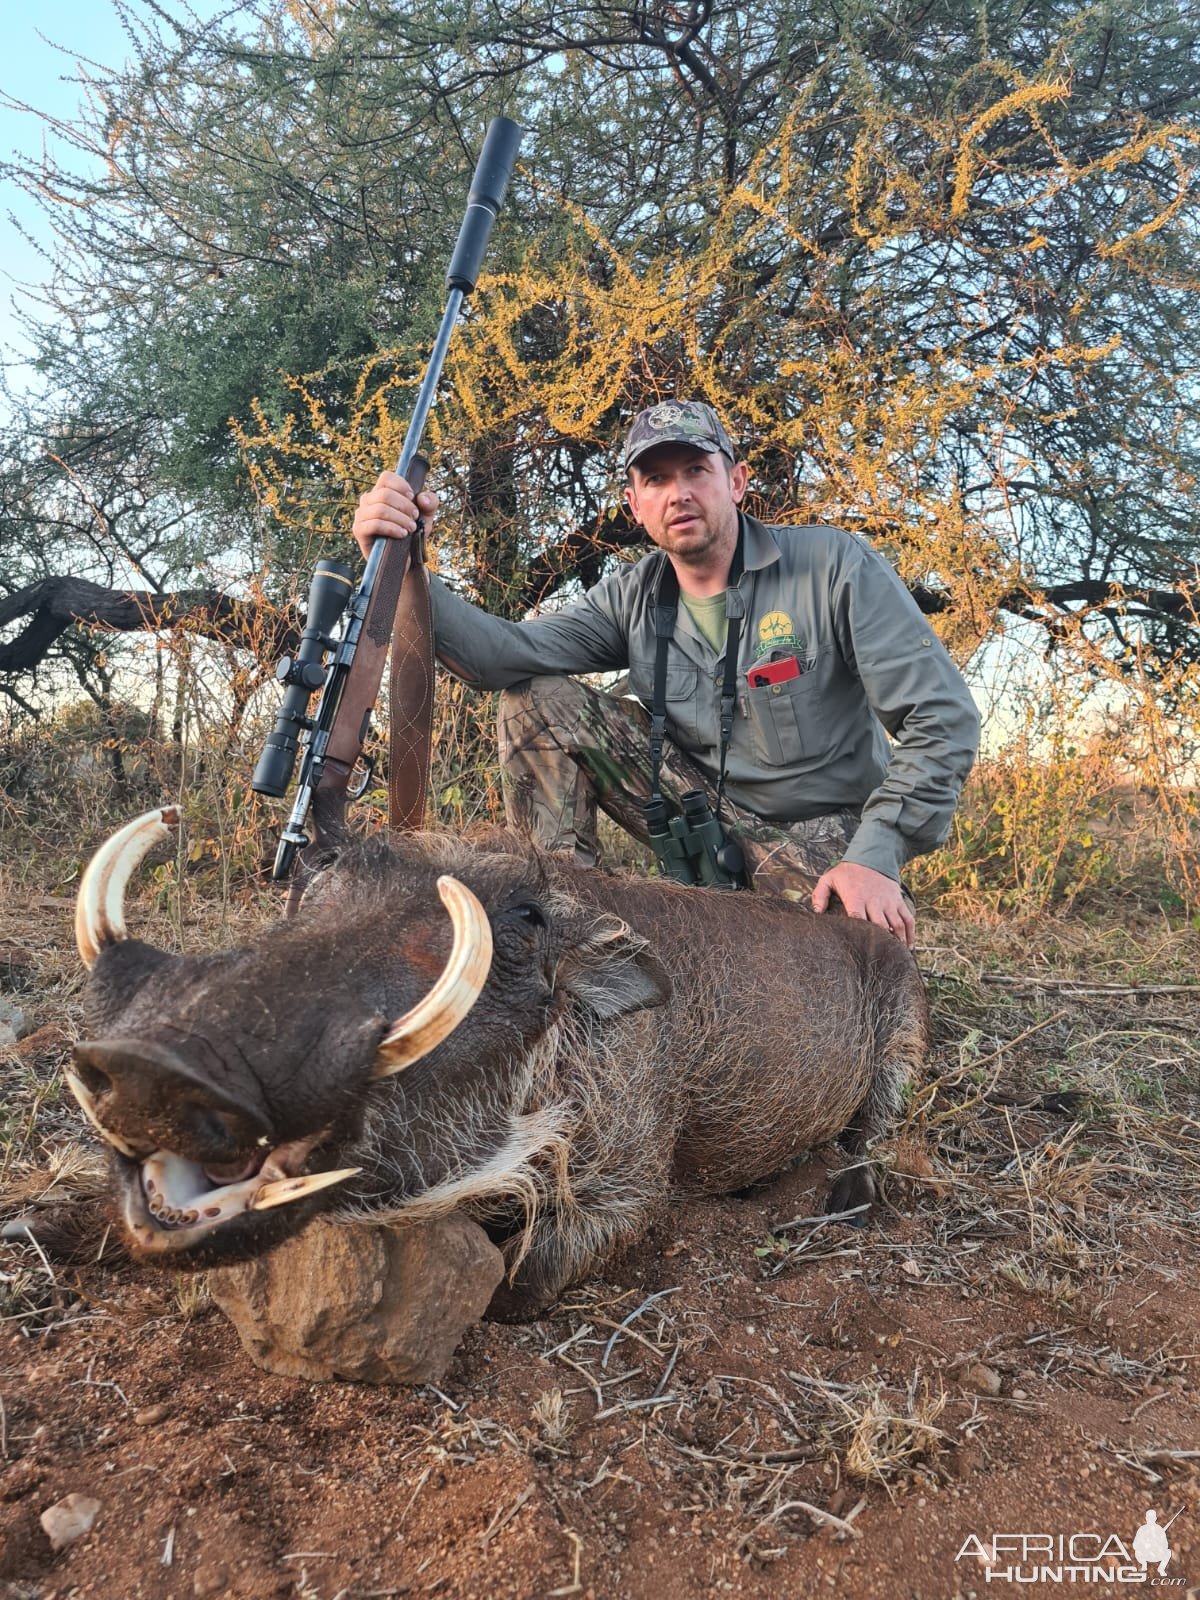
top-left (446, 117), bottom-right (522, 293)
top-left (643, 789), bottom-right (747, 889)
top-left (251, 559), bottom-right (355, 798)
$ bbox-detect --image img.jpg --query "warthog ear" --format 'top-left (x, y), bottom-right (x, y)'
top-left (556, 914), bottom-right (671, 1020)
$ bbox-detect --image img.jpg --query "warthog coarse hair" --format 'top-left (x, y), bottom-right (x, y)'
top-left (71, 824), bottom-right (926, 1317)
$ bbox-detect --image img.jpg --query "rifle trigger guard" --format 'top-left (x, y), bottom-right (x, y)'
top-left (348, 755), bottom-right (375, 801)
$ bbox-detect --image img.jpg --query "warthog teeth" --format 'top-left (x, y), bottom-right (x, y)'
top-left (251, 1168), bottom-right (362, 1210)
top-left (64, 1070), bottom-right (145, 1161)
top-left (372, 875), bottom-right (493, 1079)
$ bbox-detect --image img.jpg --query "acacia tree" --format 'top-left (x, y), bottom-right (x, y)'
top-left (2, 0), bottom-right (1199, 708)
top-left (242, 2), bottom-right (1200, 669)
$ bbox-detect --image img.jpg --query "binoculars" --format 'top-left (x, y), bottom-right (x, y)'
top-left (643, 789), bottom-right (747, 889)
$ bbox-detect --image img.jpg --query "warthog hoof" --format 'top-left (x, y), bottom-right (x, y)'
top-left (826, 1162), bottom-right (875, 1225)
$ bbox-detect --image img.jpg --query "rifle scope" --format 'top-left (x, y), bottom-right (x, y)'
top-left (251, 559), bottom-right (354, 798)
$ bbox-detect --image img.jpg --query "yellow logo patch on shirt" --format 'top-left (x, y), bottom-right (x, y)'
top-left (757, 611), bottom-right (801, 654)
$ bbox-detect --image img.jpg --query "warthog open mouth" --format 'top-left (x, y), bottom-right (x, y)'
top-left (76, 1109), bottom-right (361, 1256)
top-left (70, 808), bottom-right (495, 1254)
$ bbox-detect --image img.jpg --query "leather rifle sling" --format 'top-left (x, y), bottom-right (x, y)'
top-left (387, 537), bottom-right (434, 831)
top-left (320, 448), bottom-right (432, 825)
top-left (319, 533), bottom-right (413, 806)
top-left (287, 524), bottom-right (420, 917)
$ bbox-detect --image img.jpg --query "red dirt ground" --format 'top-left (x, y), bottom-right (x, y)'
top-left (1, 912), bottom-right (1198, 1600)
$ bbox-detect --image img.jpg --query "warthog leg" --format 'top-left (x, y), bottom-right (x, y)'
top-left (826, 1111), bottom-right (876, 1224)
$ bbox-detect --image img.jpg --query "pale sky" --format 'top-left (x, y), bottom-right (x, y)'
top-left (0, 2), bottom-right (235, 405)
top-left (2, 6), bottom-right (128, 389)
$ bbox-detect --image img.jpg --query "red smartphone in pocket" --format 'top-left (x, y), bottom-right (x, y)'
top-left (748, 656), bottom-right (801, 688)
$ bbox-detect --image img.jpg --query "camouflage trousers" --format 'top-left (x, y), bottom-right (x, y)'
top-left (497, 675), bottom-right (861, 897)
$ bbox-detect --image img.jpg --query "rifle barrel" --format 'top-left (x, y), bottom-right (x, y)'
top-left (256, 115), bottom-right (523, 875)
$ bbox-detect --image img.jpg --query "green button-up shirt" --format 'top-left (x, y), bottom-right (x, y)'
top-left (429, 513), bottom-right (981, 881)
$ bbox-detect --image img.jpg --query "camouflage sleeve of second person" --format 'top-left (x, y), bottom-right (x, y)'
top-left (428, 574), bottom-right (630, 687)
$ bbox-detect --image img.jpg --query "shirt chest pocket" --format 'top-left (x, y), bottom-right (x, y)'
top-left (742, 664), bottom-right (827, 765)
top-left (627, 656), bottom-right (705, 747)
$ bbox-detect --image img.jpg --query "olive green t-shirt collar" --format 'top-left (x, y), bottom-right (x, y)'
top-left (679, 590), bottom-right (728, 653)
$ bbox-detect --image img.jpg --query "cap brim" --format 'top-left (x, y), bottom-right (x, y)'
top-left (624, 435), bottom-right (724, 471)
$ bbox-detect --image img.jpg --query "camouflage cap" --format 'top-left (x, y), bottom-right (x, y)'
top-left (622, 400), bottom-right (736, 472)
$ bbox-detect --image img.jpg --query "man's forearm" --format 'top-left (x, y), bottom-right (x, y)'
top-left (430, 575), bottom-right (627, 687)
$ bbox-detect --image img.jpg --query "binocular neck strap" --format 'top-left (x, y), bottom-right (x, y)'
top-left (649, 520), bottom-right (746, 808)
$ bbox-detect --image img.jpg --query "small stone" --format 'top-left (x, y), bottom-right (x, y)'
top-left (961, 1362), bottom-right (1002, 1396)
top-left (1012, 1387), bottom-right (1028, 1400)
top-left (40, 1493), bottom-right (101, 1550)
top-left (133, 1404), bottom-right (171, 1427)
top-left (193, 1563), bottom-right (230, 1597)
top-left (0, 997), bottom-right (27, 1047)
top-left (209, 1213), bottom-right (504, 1384)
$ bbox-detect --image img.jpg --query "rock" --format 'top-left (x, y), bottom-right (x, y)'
top-left (0, 998), bottom-right (28, 1048)
top-left (193, 1562), bottom-right (231, 1596)
top-left (960, 1362), bottom-right (1002, 1397)
top-left (209, 1213), bottom-right (505, 1384)
top-left (133, 1403), bottom-right (171, 1427)
top-left (40, 1493), bottom-right (101, 1550)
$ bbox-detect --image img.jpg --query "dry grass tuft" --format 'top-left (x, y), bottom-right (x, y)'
top-left (840, 1375), bottom-right (949, 1486)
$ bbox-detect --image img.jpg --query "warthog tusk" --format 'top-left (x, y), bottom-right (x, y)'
top-left (251, 1167), bottom-right (362, 1210)
top-left (75, 807), bottom-right (181, 968)
top-left (371, 875), bottom-right (493, 1079)
top-left (64, 1069), bottom-right (145, 1161)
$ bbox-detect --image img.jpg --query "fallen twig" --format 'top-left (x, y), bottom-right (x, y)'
top-left (771, 1204), bottom-right (869, 1232)
top-left (981, 975), bottom-right (1200, 997)
top-left (548, 1529), bottom-right (583, 1597)
top-left (601, 1286), bottom-right (680, 1368)
top-left (480, 1484), bottom-right (534, 1548)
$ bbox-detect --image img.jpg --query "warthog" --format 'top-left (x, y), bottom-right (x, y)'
top-left (68, 808), bottom-right (926, 1315)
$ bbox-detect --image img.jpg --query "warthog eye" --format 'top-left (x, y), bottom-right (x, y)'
top-left (510, 902), bottom-right (546, 929)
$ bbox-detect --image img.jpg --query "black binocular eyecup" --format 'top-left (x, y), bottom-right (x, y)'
top-left (715, 836), bottom-right (747, 879)
top-left (643, 795), bottom-right (670, 833)
top-left (681, 788), bottom-right (711, 823)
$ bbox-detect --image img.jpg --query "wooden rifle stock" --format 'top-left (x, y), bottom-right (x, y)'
top-left (313, 456), bottom-right (434, 843)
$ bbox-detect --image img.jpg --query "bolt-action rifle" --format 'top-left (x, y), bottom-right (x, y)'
top-left (251, 117), bottom-right (522, 885)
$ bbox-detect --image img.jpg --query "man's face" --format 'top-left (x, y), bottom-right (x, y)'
top-left (624, 444), bottom-right (748, 566)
